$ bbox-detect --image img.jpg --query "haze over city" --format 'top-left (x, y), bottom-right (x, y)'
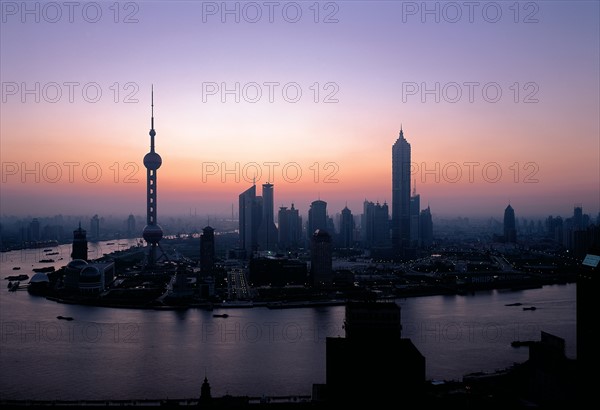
top-left (1, 1), bottom-right (598, 219)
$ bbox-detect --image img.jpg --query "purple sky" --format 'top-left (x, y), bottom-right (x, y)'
top-left (1, 1), bottom-right (599, 219)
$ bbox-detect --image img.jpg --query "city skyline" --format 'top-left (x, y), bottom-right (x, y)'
top-left (1, 1), bottom-right (598, 219)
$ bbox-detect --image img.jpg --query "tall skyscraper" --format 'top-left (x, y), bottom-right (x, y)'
top-left (504, 204), bottom-right (517, 243)
top-left (257, 183), bottom-right (278, 252)
top-left (142, 87), bottom-right (164, 266)
top-left (339, 206), bottom-right (354, 248)
top-left (392, 127), bottom-right (411, 257)
top-left (308, 200), bottom-right (327, 241)
top-left (71, 222), bottom-right (88, 261)
top-left (200, 225), bottom-right (215, 274)
top-left (278, 204), bottom-right (301, 250)
top-left (239, 183), bottom-right (262, 257)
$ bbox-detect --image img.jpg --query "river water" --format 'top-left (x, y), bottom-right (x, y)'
top-left (0, 241), bottom-right (576, 400)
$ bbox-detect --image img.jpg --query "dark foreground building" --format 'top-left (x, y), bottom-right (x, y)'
top-left (320, 300), bottom-right (425, 404)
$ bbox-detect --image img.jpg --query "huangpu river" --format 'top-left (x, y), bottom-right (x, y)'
top-left (0, 240), bottom-right (576, 400)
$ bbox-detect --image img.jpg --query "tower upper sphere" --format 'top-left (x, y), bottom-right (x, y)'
top-left (144, 152), bottom-right (162, 169)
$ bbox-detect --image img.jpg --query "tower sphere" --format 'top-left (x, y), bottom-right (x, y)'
top-left (143, 224), bottom-right (164, 242)
top-left (144, 152), bottom-right (162, 169)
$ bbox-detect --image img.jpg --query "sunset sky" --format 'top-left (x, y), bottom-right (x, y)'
top-left (1, 1), bottom-right (599, 220)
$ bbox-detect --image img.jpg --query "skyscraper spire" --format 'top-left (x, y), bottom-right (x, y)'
top-left (413, 179), bottom-right (417, 196)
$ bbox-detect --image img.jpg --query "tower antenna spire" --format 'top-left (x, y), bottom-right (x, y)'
top-left (151, 84), bottom-right (154, 129)
top-left (149, 85), bottom-right (156, 152)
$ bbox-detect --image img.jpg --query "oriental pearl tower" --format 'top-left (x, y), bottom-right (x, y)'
top-left (142, 86), bottom-right (164, 267)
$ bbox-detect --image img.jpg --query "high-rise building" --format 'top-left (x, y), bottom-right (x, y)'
top-left (239, 183), bottom-right (262, 257)
top-left (257, 183), bottom-right (278, 252)
top-left (410, 184), bottom-right (420, 247)
top-left (28, 218), bottom-right (40, 242)
top-left (90, 214), bottom-right (100, 241)
top-left (308, 200), bottom-right (327, 241)
top-left (361, 200), bottom-right (390, 248)
top-left (71, 223), bottom-right (88, 261)
top-left (339, 206), bottom-right (354, 248)
top-left (564, 205), bottom-right (594, 257)
top-left (504, 204), bottom-right (517, 243)
top-left (200, 226), bottom-right (215, 274)
top-left (278, 204), bottom-right (301, 250)
top-left (392, 127), bottom-right (411, 257)
top-left (327, 217), bottom-right (336, 237)
top-left (142, 87), bottom-right (164, 266)
top-left (310, 229), bottom-right (332, 286)
top-left (126, 214), bottom-right (136, 238)
top-left (573, 204), bottom-right (583, 230)
top-left (419, 206), bottom-right (433, 247)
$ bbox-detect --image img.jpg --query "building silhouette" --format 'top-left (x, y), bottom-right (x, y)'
top-left (141, 87), bottom-right (165, 267)
top-left (126, 214), bottom-right (136, 238)
top-left (41, 223), bottom-right (63, 241)
top-left (256, 183), bottom-right (278, 252)
top-left (278, 204), bottom-right (301, 250)
top-left (339, 206), bottom-right (354, 248)
top-left (239, 183), bottom-right (262, 258)
top-left (71, 223), bottom-right (88, 261)
top-left (578, 234), bottom-right (599, 405)
top-left (419, 206), bottom-right (433, 247)
top-left (200, 225), bottom-right (215, 274)
top-left (559, 204), bottom-right (595, 257)
top-left (199, 377), bottom-right (212, 405)
top-left (392, 127), bottom-right (411, 257)
top-left (546, 215), bottom-right (564, 243)
top-left (90, 214), bottom-right (100, 241)
top-left (410, 183), bottom-right (420, 247)
top-left (307, 200), bottom-right (327, 242)
top-left (249, 255), bottom-right (307, 286)
top-left (28, 218), bottom-right (40, 242)
top-left (310, 229), bottom-right (332, 286)
top-left (504, 204), bottom-right (517, 243)
top-left (323, 301), bottom-right (425, 404)
top-left (361, 200), bottom-right (390, 248)
top-left (573, 204), bottom-right (583, 230)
